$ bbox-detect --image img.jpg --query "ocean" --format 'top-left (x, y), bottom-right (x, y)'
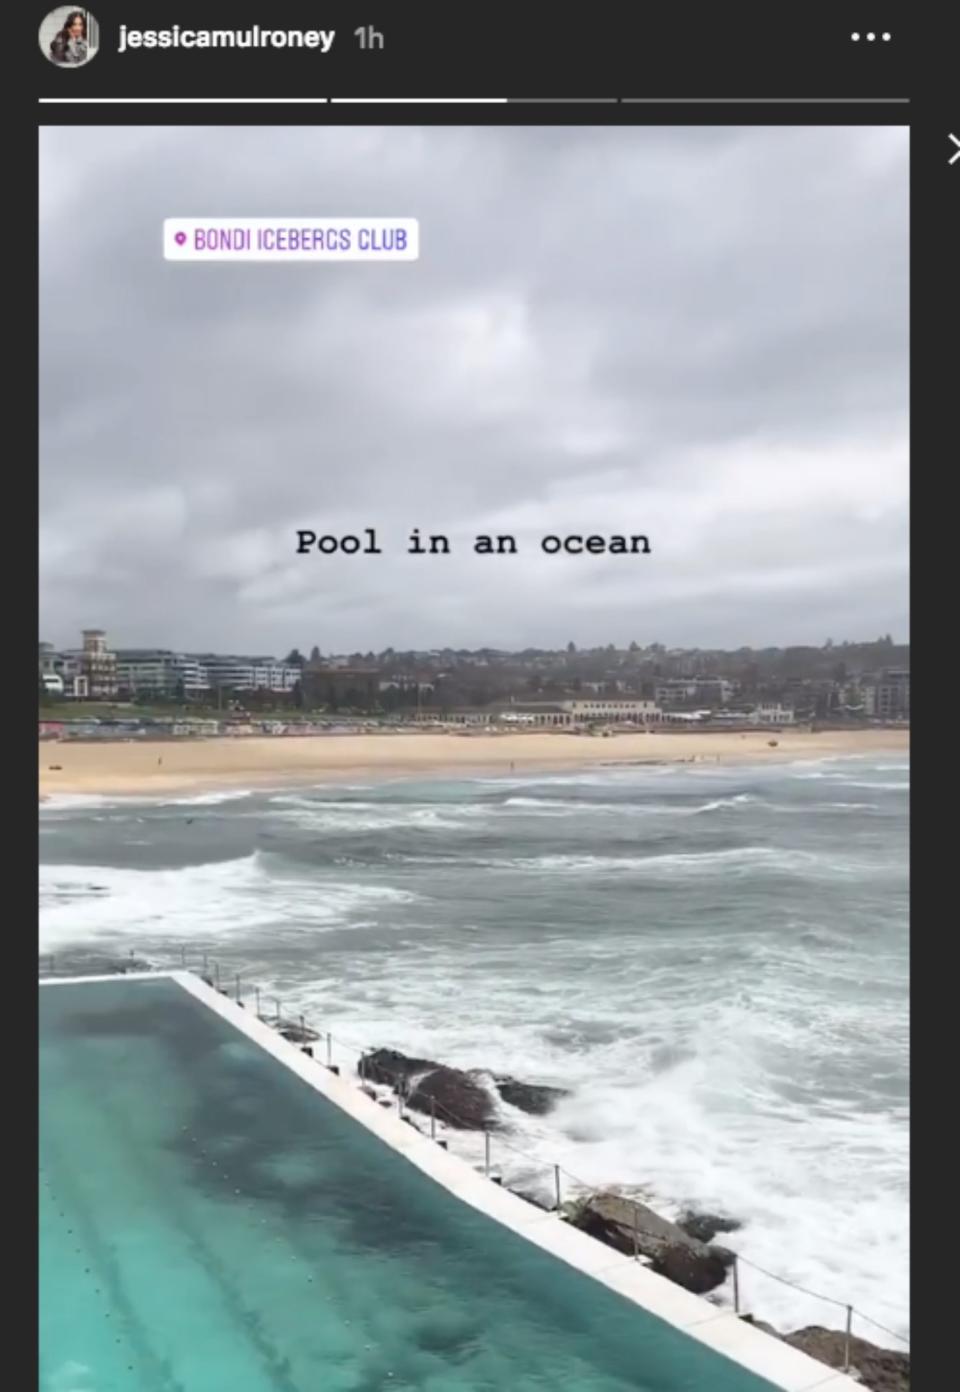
top-left (39, 753), bottom-right (909, 1348)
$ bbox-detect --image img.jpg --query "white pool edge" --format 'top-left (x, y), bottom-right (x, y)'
top-left (40, 970), bottom-right (862, 1391)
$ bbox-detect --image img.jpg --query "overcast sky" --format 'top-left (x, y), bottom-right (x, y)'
top-left (39, 125), bottom-right (908, 655)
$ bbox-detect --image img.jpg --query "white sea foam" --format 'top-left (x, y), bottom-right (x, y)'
top-left (40, 788), bottom-right (256, 812)
top-left (838, 781), bottom-right (909, 792)
top-left (38, 853), bottom-right (416, 953)
top-left (500, 794), bottom-right (757, 816)
top-left (269, 800), bottom-right (472, 832)
top-left (469, 846), bottom-right (899, 881)
top-left (161, 789), bottom-right (256, 806)
top-left (758, 801), bottom-right (880, 813)
top-left (40, 793), bottom-right (125, 811)
top-left (690, 794), bottom-right (756, 813)
top-left (790, 772), bottom-right (850, 781)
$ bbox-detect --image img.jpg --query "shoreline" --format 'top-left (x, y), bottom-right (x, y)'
top-left (39, 727), bottom-right (909, 799)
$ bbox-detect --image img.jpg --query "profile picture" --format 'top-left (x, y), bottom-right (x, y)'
top-left (39, 7), bottom-right (100, 67)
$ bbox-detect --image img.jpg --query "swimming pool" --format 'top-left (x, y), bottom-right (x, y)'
top-left (40, 976), bottom-right (795, 1392)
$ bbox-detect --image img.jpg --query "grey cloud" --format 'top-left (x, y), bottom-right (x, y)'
top-left (39, 125), bottom-right (908, 652)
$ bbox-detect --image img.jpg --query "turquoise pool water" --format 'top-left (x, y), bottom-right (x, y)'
top-left (40, 977), bottom-right (778, 1392)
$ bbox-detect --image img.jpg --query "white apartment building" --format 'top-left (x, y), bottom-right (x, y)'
top-left (193, 655), bottom-right (301, 693)
top-left (115, 650), bottom-right (210, 699)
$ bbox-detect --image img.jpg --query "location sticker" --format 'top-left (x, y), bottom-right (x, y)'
top-left (164, 218), bottom-right (419, 262)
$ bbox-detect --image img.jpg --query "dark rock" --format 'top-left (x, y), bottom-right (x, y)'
top-left (491, 1076), bottom-right (569, 1115)
top-left (276, 1020), bottom-right (320, 1044)
top-left (649, 1243), bottom-right (733, 1296)
top-left (706, 1243), bottom-right (736, 1269)
top-left (358, 1048), bottom-right (498, 1131)
top-left (783, 1327), bottom-right (909, 1392)
top-left (358, 1048), bottom-right (568, 1129)
top-left (359, 1047), bottom-right (433, 1088)
top-left (676, 1208), bottom-right (743, 1244)
top-left (566, 1191), bottom-right (732, 1295)
top-left (413, 1068), bottom-right (496, 1129)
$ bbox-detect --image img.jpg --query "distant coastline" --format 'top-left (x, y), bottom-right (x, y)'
top-left (38, 727), bottom-right (909, 799)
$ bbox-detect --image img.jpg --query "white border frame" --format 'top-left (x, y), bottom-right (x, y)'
top-left (39, 971), bottom-right (862, 1391)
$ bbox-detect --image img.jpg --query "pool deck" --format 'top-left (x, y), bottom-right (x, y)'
top-left (40, 970), bottom-right (862, 1392)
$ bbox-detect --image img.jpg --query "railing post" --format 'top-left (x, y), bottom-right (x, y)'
top-left (430, 1097), bottom-right (436, 1140)
top-left (733, 1256), bottom-right (740, 1314)
top-left (255, 987), bottom-right (260, 1017)
top-left (275, 998), bottom-right (281, 1023)
top-left (299, 1013), bottom-right (306, 1038)
top-left (180, 945), bottom-right (186, 968)
top-left (843, 1306), bottom-right (853, 1372)
top-left (484, 1131), bottom-right (491, 1176)
top-left (554, 1164), bottom-right (562, 1210)
top-left (633, 1202), bottom-right (640, 1261)
top-left (326, 1033), bottom-right (332, 1068)
top-left (235, 973), bottom-right (241, 1002)
top-left (214, 961), bottom-right (220, 990)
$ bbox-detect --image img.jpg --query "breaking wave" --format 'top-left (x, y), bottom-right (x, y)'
top-left (38, 852), bottom-right (417, 953)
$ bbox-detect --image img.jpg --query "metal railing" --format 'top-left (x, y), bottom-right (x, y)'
top-left (38, 948), bottom-right (910, 1369)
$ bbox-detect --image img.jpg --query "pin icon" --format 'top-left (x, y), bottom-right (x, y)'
top-left (174, 231), bottom-right (187, 246)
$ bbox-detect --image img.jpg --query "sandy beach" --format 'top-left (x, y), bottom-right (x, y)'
top-left (38, 728), bottom-right (909, 798)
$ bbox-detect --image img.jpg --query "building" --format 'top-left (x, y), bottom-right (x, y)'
top-left (410, 699), bottom-right (666, 729)
top-left (40, 637), bottom-right (300, 703)
top-left (114, 650), bottom-right (211, 700)
top-left (497, 703), bottom-right (573, 727)
top-left (862, 670), bottom-right (909, 722)
top-left (561, 698), bottom-right (662, 723)
top-left (38, 638), bottom-right (93, 699)
top-left (654, 678), bottom-right (734, 708)
top-left (77, 630), bottom-right (118, 699)
top-left (410, 707), bottom-right (500, 727)
top-left (189, 655), bottom-right (301, 694)
top-left (752, 704), bottom-right (796, 726)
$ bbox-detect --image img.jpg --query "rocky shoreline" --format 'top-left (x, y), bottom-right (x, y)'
top-left (358, 1046), bottom-right (909, 1392)
top-left (358, 1046), bottom-right (570, 1128)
